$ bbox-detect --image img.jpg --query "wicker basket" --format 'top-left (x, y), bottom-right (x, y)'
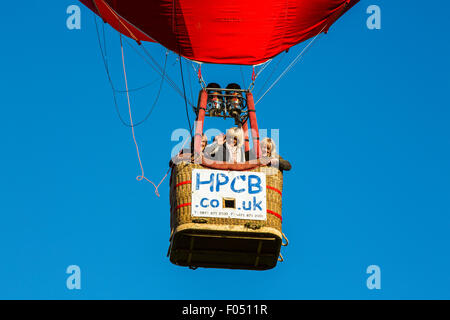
top-left (168, 161), bottom-right (284, 270)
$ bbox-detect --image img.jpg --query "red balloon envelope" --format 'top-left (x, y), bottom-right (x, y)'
top-left (80, 0), bottom-right (359, 65)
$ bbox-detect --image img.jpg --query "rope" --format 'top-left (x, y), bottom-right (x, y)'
top-left (256, 59), bottom-right (272, 78)
top-left (94, 15), bottom-right (167, 128)
top-left (282, 233), bottom-right (289, 246)
top-left (114, 33), bottom-right (195, 107)
top-left (97, 0), bottom-right (141, 44)
top-left (191, 62), bottom-right (206, 89)
top-left (248, 59), bottom-right (272, 91)
top-left (197, 64), bottom-right (202, 82)
top-left (94, 15), bottom-right (130, 127)
top-left (129, 40), bottom-right (196, 108)
top-left (255, 53), bottom-right (286, 98)
top-left (255, 24), bottom-right (327, 105)
top-left (113, 79), bottom-right (161, 93)
top-left (93, 0), bottom-right (200, 125)
top-left (101, 17), bottom-right (159, 94)
top-left (119, 35), bottom-right (168, 197)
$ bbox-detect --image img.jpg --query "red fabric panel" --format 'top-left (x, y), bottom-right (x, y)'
top-left (80, 0), bottom-right (359, 65)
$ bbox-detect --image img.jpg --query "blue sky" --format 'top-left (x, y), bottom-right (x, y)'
top-left (0, 1), bottom-right (449, 299)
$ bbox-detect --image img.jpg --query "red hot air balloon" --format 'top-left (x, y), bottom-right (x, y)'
top-left (80, 0), bottom-right (360, 270)
top-left (80, 0), bottom-right (359, 65)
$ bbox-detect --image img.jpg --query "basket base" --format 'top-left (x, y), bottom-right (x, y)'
top-left (168, 224), bottom-right (282, 270)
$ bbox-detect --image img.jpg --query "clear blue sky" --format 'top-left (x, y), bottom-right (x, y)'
top-left (0, 1), bottom-right (449, 299)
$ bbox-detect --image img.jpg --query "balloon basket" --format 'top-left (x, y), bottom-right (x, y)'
top-left (168, 162), bottom-right (285, 270)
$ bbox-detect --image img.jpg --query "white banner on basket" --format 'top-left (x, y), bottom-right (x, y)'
top-left (191, 169), bottom-right (267, 220)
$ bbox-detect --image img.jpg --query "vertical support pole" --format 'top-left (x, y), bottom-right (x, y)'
top-left (194, 89), bottom-right (208, 157)
top-left (246, 91), bottom-right (260, 158)
top-left (242, 121), bottom-right (250, 153)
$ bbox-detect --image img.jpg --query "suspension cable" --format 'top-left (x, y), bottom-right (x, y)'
top-left (134, 41), bottom-right (197, 108)
top-left (248, 59), bottom-right (273, 91)
top-left (115, 34), bottom-right (196, 108)
top-left (255, 24), bottom-right (327, 105)
top-left (179, 55), bottom-right (193, 134)
top-left (255, 53), bottom-right (287, 98)
top-left (191, 62), bottom-right (207, 89)
top-left (102, 20), bottom-right (160, 94)
top-left (94, 15), bottom-right (167, 127)
top-left (256, 59), bottom-right (273, 78)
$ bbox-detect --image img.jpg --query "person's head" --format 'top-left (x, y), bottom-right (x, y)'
top-left (201, 134), bottom-right (208, 151)
top-left (226, 127), bottom-right (243, 147)
top-left (189, 134), bottom-right (208, 153)
top-left (260, 138), bottom-right (276, 157)
top-left (213, 133), bottom-right (222, 143)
